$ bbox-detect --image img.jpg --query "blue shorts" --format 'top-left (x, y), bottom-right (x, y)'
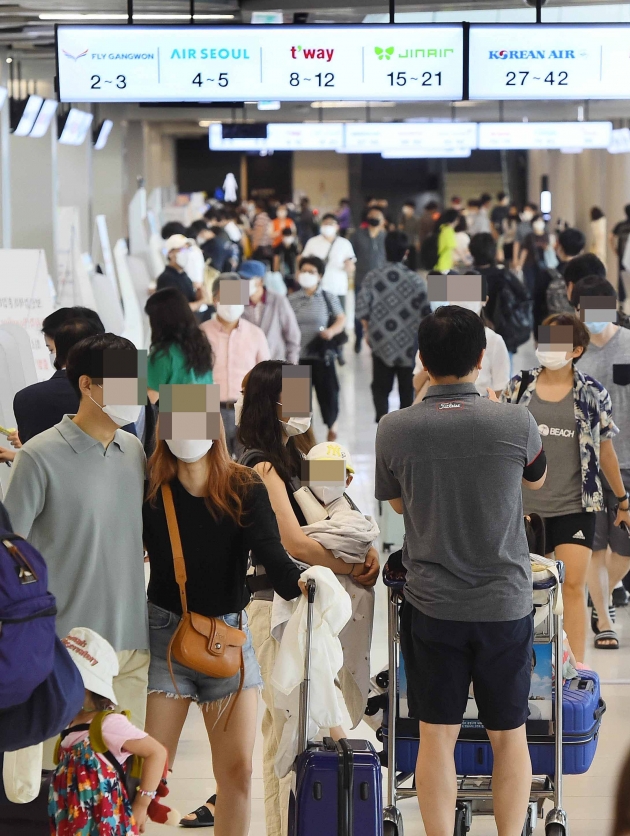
top-left (147, 602), bottom-right (262, 705)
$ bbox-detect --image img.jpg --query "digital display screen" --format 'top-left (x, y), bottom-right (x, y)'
top-left (477, 121), bottom-right (612, 150)
top-left (56, 24), bottom-right (464, 103)
top-left (59, 108), bottom-right (94, 145)
top-left (469, 24), bottom-right (630, 100)
top-left (12, 96), bottom-right (43, 136)
top-left (93, 118), bottom-right (113, 150)
top-left (29, 99), bottom-right (58, 138)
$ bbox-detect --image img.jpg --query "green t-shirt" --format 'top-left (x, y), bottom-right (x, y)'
top-left (147, 343), bottom-right (213, 390)
top-left (436, 224), bottom-right (456, 272)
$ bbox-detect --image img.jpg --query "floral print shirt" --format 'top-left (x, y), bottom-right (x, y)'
top-left (501, 366), bottom-right (618, 512)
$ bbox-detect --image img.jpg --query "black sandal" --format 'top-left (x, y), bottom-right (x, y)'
top-left (594, 629), bottom-right (619, 650)
top-left (591, 606), bottom-right (616, 635)
top-left (179, 795), bottom-right (217, 828)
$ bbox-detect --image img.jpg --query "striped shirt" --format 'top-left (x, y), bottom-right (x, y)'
top-left (289, 288), bottom-right (343, 358)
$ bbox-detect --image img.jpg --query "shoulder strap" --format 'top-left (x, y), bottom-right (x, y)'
top-left (239, 448), bottom-right (269, 468)
top-left (161, 483), bottom-right (188, 615)
top-left (321, 291), bottom-right (334, 317)
top-left (515, 370), bottom-right (534, 404)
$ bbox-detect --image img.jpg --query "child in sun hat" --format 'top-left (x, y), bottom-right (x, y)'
top-left (49, 627), bottom-right (169, 835)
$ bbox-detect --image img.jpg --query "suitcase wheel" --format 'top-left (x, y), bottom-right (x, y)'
top-left (453, 803), bottom-right (469, 836)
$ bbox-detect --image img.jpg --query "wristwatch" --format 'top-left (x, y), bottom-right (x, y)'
top-left (616, 491), bottom-right (630, 509)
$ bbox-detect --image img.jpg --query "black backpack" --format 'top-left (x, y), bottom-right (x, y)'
top-left (492, 269), bottom-right (533, 353)
top-left (419, 233), bottom-right (439, 271)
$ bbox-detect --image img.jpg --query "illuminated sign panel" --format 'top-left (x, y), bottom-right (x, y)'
top-left (56, 24), bottom-right (463, 103)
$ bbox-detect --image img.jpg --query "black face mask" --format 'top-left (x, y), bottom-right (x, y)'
top-left (367, 217), bottom-right (381, 227)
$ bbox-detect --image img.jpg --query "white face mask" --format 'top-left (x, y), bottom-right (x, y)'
top-left (276, 210), bottom-right (288, 219)
top-left (298, 272), bottom-right (319, 289)
top-left (309, 483), bottom-right (346, 506)
top-left (216, 304), bottom-right (244, 323)
top-left (280, 415), bottom-right (312, 437)
top-left (90, 387), bottom-right (143, 427)
top-left (321, 225), bottom-right (337, 240)
top-left (49, 351), bottom-right (56, 369)
top-left (196, 235), bottom-right (208, 247)
top-left (165, 439), bottom-right (213, 463)
top-left (521, 211), bottom-right (534, 222)
top-left (234, 392), bottom-right (244, 426)
top-left (535, 348), bottom-right (573, 370)
top-left (249, 278), bottom-right (261, 297)
top-left (175, 250), bottom-right (189, 270)
top-left (532, 221), bottom-right (546, 235)
top-left (283, 236), bottom-right (295, 246)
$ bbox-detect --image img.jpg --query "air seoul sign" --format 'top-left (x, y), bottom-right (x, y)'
top-left (56, 24), bottom-right (463, 103)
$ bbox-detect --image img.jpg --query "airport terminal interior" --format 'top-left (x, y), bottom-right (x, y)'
top-left (5, 0), bottom-right (630, 834)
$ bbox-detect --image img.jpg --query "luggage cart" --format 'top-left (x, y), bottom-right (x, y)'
top-left (381, 555), bottom-right (569, 836)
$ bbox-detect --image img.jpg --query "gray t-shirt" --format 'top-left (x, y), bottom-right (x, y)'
top-left (522, 390), bottom-right (582, 518)
top-left (375, 383), bottom-right (542, 622)
top-left (4, 415), bottom-right (148, 651)
top-left (578, 326), bottom-right (630, 469)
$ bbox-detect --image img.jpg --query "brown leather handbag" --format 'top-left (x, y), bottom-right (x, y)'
top-left (161, 483), bottom-right (247, 724)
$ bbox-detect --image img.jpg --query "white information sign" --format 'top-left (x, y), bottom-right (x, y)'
top-left (56, 24), bottom-right (463, 102)
top-left (209, 122), bottom-right (345, 151)
top-left (478, 122), bottom-right (612, 150)
top-left (469, 24), bottom-right (630, 101)
top-left (344, 122), bottom-right (477, 154)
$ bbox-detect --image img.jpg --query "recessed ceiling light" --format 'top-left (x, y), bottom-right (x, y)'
top-left (39, 12), bottom-right (234, 20)
top-left (311, 101), bottom-right (396, 109)
top-left (199, 120), bottom-right (222, 127)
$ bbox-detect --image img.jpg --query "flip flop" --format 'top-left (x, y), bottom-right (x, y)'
top-left (594, 630), bottom-right (619, 650)
top-left (179, 795), bottom-right (217, 828)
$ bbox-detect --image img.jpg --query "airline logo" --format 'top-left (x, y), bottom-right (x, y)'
top-left (290, 45), bottom-right (334, 62)
top-left (62, 48), bottom-right (88, 61)
top-left (375, 46), bottom-right (455, 60)
top-left (489, 49), bottom-right (578, 60)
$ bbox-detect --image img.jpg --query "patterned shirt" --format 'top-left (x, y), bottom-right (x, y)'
top-left (355, 262), bottom-right (431, 367)
top-left (500, 366), bottom-right (619, 512)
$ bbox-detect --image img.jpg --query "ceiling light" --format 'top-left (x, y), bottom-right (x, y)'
top-left (199, 120), bottom-right (222, 127)
top-left (39, 12), bottom-right (234, 20)
top-left (5, 57), bottom-right (11, 64)
top-left (311, 101), bottom-right (396, 109)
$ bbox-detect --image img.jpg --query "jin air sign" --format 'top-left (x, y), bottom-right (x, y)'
top-left (469, 24), bottom-right (630, 100)
top-left (55, 24), bottom-right (464, 103)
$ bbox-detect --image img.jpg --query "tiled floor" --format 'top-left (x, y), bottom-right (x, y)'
top-left (147, 333), bottom-right (630, 835)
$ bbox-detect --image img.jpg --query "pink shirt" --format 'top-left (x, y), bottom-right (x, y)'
top-left (201, 315), bottom-right (270, 403)
top-left (62, 712), bottom-right (147, 766)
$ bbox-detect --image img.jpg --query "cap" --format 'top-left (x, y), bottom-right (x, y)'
top-left (238, 260), bottom-right (266, 280)
top-left (164, 234), bottom-right (192, 252)
top-left (306, 441), bottom-right (354, 474)
top-left (62, 627), bottom-right (119, 706)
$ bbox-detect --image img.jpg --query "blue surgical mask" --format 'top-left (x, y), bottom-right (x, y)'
top-left (586, 321), bottom-right (609, 335)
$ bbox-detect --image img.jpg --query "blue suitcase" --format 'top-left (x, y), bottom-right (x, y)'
top-left (455, 669), bottom-right (605, 777)
top-left (289, 579), bottom-right (383, 836)
top-left (384, 670), bottom-right (605, 777)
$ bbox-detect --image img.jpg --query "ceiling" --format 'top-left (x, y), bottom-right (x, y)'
top-left (2, 0), bottom-right (630, 49)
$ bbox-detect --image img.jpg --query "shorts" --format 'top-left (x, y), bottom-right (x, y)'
top-left (399, 602), bottom-right (533, 731)
top-left (147, 602), bottom-right (262, 704)
top-left (592, 470), bottom-right (630, 558)
top-left (543, 511), bottom-right (596, 552)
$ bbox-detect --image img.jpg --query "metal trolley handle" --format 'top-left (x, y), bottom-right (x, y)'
top-left (297, 578), bottom-right (316, 756)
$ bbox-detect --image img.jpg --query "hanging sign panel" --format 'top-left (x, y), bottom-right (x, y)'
top-left (478, 122), bottom-right (613, 150)
top-left (55, 24), bottom-right (464, 103)
top-left (469, 24), bottom-right (630, 100)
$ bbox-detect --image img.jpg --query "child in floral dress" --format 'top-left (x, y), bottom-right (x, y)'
top-left (49, 628), bottom-right (166, 835)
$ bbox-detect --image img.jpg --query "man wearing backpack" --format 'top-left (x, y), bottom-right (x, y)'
top-left (545, 228), bottom-right (586, 318)
top-left (469, 233), bottom-right (533, 356)
top-left (4, 334), bottom-right (149, 731)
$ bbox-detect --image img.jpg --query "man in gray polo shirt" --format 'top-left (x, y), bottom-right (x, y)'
top-left (5, 334), bottom-right (148, 729)
top-left (376, 305), bottom-right (547, 836)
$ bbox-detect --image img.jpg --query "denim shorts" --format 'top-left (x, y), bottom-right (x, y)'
top-left (147, 602), bottom-right (262, 705)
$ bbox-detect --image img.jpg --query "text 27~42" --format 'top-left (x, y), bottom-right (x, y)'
top-left (506, 71), bottom-right (568, 86)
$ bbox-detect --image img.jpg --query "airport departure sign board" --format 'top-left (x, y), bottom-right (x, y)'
top-left (469, 24), bottom-right (630, 100)
top-left (56, 24), bottom-right (464, 103)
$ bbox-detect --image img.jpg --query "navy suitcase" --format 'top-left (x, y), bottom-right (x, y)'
top-left (289, 579), bottom-right (383, 836)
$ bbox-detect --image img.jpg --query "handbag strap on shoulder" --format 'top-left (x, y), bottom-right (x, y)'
top-left (161, 483), bottom-right (188, 615)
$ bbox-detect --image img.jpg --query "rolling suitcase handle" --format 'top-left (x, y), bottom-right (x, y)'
top-left (297, 578), bottom-right (316, 757)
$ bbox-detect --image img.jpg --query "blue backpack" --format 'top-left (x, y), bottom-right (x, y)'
top-left (0, 529), bottom-right (58, 710)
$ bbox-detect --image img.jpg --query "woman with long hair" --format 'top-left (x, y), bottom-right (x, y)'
top-left (500, 314), bottom-right (630, 660)
top-left (143, 412), bottom-right (304, 834)
top-left (235, 359), bottom-right (380, 836)
top-left (145, 288), bottom-right (214, 403)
